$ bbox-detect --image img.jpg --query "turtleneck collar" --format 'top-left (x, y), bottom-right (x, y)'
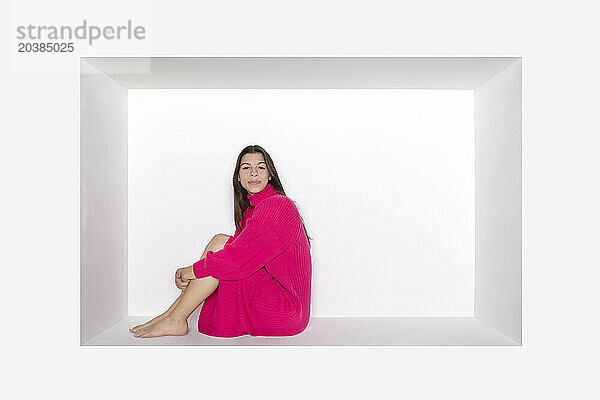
top-left (247, 182), bottom-right (278, 206)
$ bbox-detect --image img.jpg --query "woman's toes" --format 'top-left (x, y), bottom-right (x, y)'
top-left (132, 325), bottom-right (148, 336)
top-left (137, 326), bottom-right (152, 337)
top-left (130, 324), bottom-right (145, 333)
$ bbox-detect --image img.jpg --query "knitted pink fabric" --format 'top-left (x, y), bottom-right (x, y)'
top-left (192, 183), bottom-right (312, 337)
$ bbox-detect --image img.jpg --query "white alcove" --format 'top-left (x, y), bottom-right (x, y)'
top-left (80, 57), bottom-right (521, 346)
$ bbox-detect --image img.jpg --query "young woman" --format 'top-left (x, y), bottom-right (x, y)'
top-left (129, 145), bottom-right (313, 338)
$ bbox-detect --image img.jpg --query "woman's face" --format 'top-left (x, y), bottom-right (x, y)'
top-left (238, 153), bottom-right (271, 194)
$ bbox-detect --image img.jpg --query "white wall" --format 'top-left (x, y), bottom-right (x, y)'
top-left (475, 60), bottom-right (522, 342)
top-left (80, 61), bottom-right (129, 343)
top-left (128, 89), bottom-right (475, 317)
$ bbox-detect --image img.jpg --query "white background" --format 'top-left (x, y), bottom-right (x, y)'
top-left (128, 89), bottom-right (474, 317)
top-left (2, 0), bottom-right (599, 399)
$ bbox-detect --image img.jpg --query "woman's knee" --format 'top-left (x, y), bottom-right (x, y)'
top-left (212, 233), bottom-right (230, 242)
top-left (205, 233), bottom-right (231, 254)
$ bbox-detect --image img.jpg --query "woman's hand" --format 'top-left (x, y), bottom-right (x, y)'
top-left (175, 266), bottom-right (195, 291)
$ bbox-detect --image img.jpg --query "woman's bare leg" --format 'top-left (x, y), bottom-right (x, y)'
top-left (132, 276), bottom-right (219, 338)
top-left (130, 233), bottom-right (231, 337)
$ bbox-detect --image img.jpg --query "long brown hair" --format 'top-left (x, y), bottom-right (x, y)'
top-left (232, 145), bottom-right (312, 249)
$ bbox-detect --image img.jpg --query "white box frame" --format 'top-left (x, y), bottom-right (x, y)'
top-left (80, 57), bottom-right (522, 346)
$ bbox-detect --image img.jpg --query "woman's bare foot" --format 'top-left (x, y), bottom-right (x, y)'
top-left (132, 316), bottom-right (189, 338)
top-left (129, 312), bottom-right (168, 333)
top-left (129, 292), bottom-right (185, 333)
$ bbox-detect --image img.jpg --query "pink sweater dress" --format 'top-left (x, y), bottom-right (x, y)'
top-left (192, 183), bottom-right (312, 337)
